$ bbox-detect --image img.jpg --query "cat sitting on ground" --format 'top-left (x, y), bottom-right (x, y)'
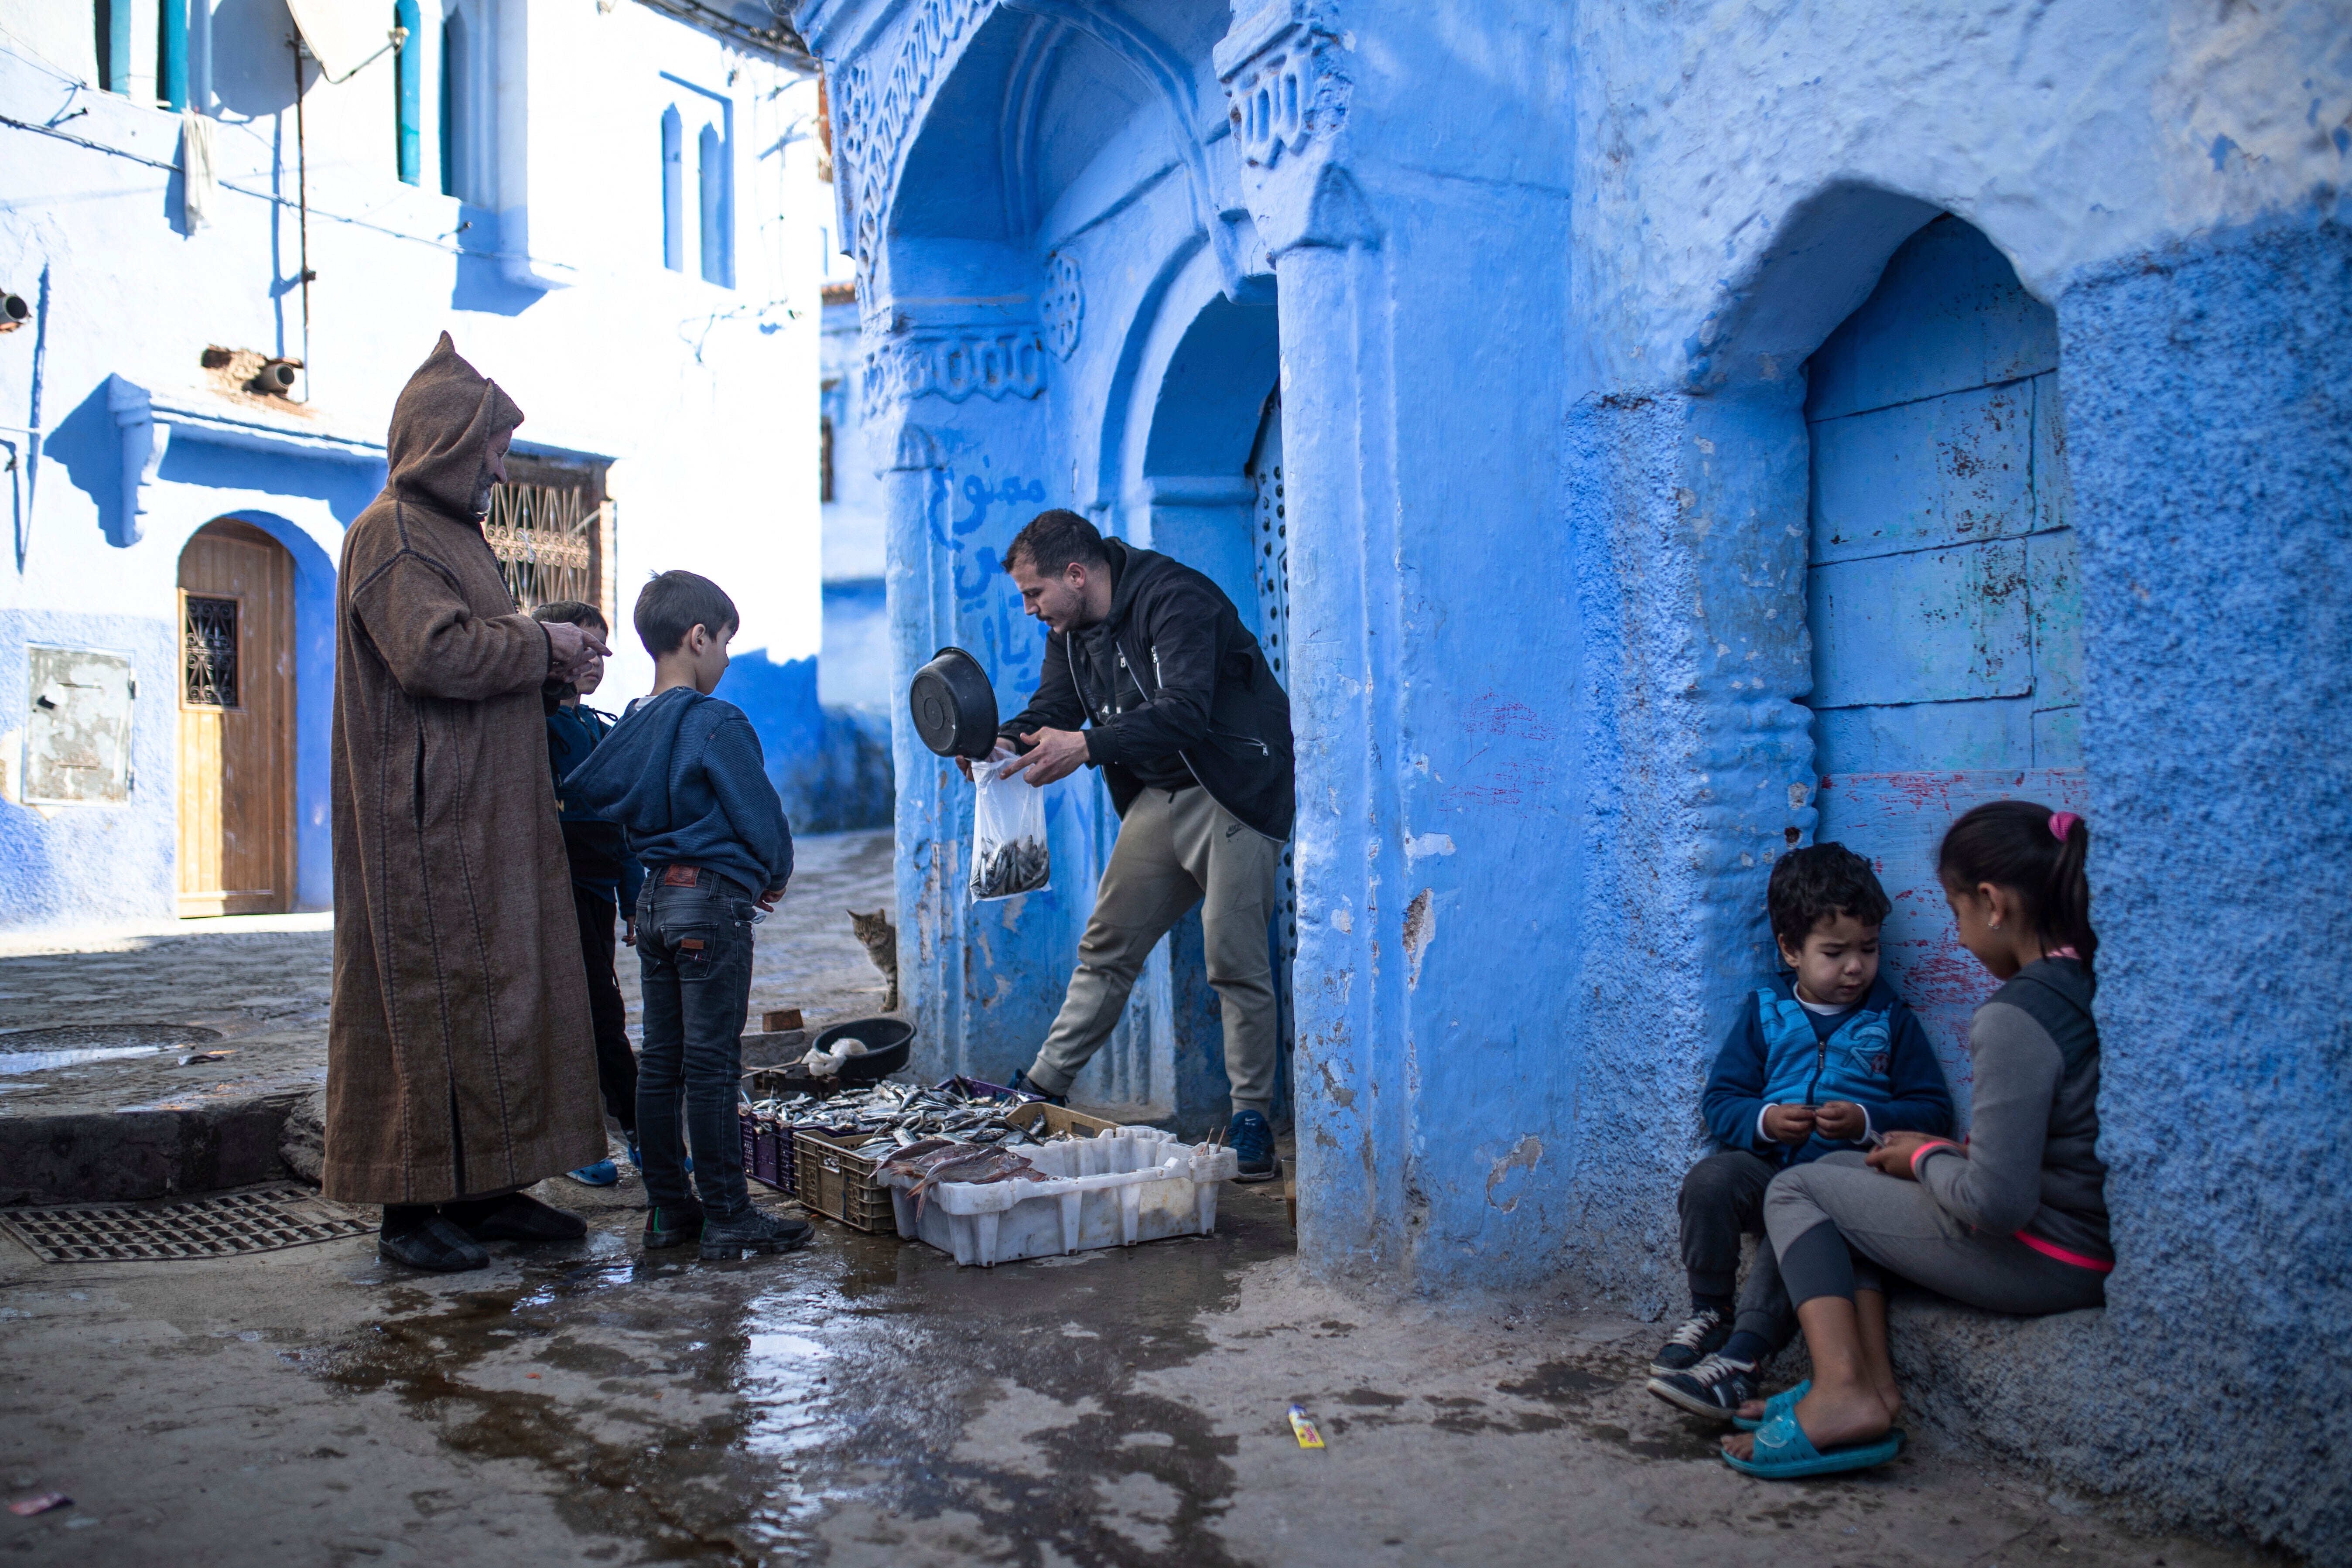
top-left (849, 907), bottom-right (899, 1012)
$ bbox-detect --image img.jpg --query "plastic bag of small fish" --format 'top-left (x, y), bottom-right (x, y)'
top-left (970, 756), bottom-right (1051, 901)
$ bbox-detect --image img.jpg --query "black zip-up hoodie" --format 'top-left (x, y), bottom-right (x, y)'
top-left (998, 539), bottom-right (1295, 841)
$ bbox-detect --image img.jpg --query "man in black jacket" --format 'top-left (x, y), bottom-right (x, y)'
top-left (979, 509), bottom-right (1294, 1180)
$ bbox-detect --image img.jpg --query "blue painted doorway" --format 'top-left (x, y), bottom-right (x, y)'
top-left (1804, 216), bottom-right (2088, 1119)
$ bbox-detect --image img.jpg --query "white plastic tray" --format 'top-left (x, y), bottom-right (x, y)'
top-left (882, 1127), bottom-right (1239, 1267)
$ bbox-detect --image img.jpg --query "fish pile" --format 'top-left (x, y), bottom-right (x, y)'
top-left (970, 835), bottom-right (1051, 899)
top-left (740, 1077), bottom-right (1085, 1162)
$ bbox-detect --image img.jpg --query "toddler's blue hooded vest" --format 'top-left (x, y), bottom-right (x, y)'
top-left (1755, 974), bottom-right (1908, 1118)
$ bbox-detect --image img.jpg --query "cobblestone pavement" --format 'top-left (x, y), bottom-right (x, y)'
top-left (0, 830), bottom-right (896, 1123)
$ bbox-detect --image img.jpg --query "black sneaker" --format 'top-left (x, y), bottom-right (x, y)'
top-left (1227, 1110), bottom-right (1279, 1184)
top-left (1645, 1353), bottom-right (1759, 1422)
top-left (378, 1214), bottom-right (489, 1273)
top-left (643, 1202), bottom-right (706, 1251)
top-left (1648, 1306), bottom-right (1729, 1374)
top-left (699, 1207), bottom-right (817, 1260)
top-left (1009, 1069), bottom-right (1067, 1107)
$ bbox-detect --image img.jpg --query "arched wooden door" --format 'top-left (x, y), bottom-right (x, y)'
top-left (177, 519), bottom-right (295, 916)
top-left (1804, 216), bottom-right (2089, 1119)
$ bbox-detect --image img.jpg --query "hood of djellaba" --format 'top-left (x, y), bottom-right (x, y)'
top-left (384, 331), bottom-right (525, 521)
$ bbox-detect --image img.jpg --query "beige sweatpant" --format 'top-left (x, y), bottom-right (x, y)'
top-left (1025, 784), bottom-right (1283, 1115)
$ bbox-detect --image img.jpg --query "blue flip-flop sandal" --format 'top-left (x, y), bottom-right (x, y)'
top-left (1734, 1378), bottom-right (1809, 1432)
top-left (1720, 1408), bottom-right (1904, 1479)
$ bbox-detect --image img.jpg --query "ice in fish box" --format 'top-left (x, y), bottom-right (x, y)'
top-left (970, 756), bottom-right (1052, 901)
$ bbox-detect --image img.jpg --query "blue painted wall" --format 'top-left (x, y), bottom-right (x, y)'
top-left (795, 0), bottom-right (2346, 1550)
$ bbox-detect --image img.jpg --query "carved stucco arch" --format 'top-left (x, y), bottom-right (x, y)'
top-left (829, 0), bottom-right (1360, 331)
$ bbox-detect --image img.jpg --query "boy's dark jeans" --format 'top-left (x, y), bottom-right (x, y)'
top-left (573, 883), bottom-right (639, 1134)
top-left (1679, 1150), bottom-right (1798, 1354)
top-left (635, 867), bottom-right (758, 1221)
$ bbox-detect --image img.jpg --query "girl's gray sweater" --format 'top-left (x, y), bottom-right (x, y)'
top-left (1915, 957), bottom-right (2112, 1268)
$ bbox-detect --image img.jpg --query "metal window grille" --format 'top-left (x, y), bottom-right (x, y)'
top-left (183, 594), bottom-right (239, 708)
top-left (482, 482), bottom-right (598, 611)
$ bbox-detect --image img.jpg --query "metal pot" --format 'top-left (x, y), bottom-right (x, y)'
top-left (908, 646), bottom-right (999, 760)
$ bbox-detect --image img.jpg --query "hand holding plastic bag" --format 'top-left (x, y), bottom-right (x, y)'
top-left (971, 755), bottom-right (1051, 901)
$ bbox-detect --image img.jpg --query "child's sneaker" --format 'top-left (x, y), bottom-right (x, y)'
top-left (643, 1202), bottom-right (705, 1251)
top-left (699, 1207), bottom-right (816, 1260)
top-left (1644, 1353), bottom-right (1759, 1422)
top-left (565, 1159), bottom-right (619, 1187)
top-left (1648, 1305), bottom-right (1729, 1373)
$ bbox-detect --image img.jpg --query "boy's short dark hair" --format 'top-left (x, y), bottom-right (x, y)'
top-left (1003, 509), bottom-right (1110, 577)
top-left (530, 599), bottom-right (607, 634)
top-left (1767, 841), bottom-right (1892, 952)
top-left (634, 570), bottom-right (739, 657)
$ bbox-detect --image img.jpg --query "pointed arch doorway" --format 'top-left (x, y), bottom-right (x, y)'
top-left (177, 519), bottom-right (296, 917)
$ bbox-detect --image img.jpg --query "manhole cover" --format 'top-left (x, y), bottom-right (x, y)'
top-left (0, 1185), bottom-right (371, 1263)
top-left (0, 1024), bottom-right (221, 1076)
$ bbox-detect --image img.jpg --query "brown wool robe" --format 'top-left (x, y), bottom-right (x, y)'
top-left (322, 333), bottom-right (605, 1204)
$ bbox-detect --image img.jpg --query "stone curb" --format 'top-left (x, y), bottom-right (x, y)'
top-left (0, 1091), bottom-right (312, 1206)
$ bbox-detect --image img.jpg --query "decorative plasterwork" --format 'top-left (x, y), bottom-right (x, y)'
top-left (1216, 0), bottom-right (1348, 169)
top-left (1040, 252), bottom-right (1083, 360)
top-left (862, 332), bottom-right (1047, 418)
top-left (1212, 0), bottom-right (1369, 255)
top-left (827, 0), bottom-right (995, 321)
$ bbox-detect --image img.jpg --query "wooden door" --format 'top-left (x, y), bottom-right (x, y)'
top-left (177, 519), bottom-right (295, 916)
top-left (1803, 217), bottom-right (2086, 1123)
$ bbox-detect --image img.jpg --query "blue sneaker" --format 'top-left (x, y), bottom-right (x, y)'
top-left (565, 1159), bottom-right (619, 1187)
top-left (1226, 1110), bottom-right (1279, 1184)
top-left (626, 1135), bottom-right (643, 1172)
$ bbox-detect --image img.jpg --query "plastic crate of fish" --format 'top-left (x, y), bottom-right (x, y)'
top-left (881, 1125), bottom-right (1238, 1267)
top-left (792, 1128), bottom-right (900, 1232)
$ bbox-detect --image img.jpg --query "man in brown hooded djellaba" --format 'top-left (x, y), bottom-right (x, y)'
top-left (326, 333), bottom-right (614, 1271)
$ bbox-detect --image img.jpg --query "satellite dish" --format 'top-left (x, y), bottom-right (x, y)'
top-left (286, 0), bottom-right (405, 85)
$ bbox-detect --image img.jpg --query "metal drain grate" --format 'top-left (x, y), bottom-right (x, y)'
top-left (0, 1185), bottom-right (373, 1263)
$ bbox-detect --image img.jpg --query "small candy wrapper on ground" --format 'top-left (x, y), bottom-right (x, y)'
top-left (1286, 1405), bottom-right (1325, 1449)
top-left (8, 1493), bottom-right (71, 1517)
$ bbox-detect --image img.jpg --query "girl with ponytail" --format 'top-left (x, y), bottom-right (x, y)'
top-left (1721, 801), bottom-right (2111, 1481)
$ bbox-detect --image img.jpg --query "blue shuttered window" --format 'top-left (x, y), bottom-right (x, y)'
top-left (661, 106), bottom-right (685, 272)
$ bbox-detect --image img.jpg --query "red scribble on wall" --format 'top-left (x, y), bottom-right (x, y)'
top-left (1440, 691), bottom-right (1556, 808)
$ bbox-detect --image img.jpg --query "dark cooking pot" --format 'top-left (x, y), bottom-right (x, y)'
top-left (909, 646), bottom-right (999, 760)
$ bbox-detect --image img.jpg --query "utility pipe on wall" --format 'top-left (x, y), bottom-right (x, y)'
top-left (291, 38), bottom-right (315, 399)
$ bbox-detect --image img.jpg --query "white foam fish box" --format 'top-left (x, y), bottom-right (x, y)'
top-left (883, 1127), bottom-right (1240, 1267)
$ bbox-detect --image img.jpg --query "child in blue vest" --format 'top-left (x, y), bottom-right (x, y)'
top-left (1645, 842), bottom-right (1953, 1420)
top-left (531, 601), bottom-right (644, 1186)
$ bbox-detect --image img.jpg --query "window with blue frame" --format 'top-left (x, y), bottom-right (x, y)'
top-left (660, 74), bottom-right (734, 288)
top-left (393, 0), bottom-right (420, 184)
top-left (439, 4), bottom-right (469, 199)
top-left (697, 123), bottom-right (728, 286)
top-left (661, 106), bottom-right (685, 272)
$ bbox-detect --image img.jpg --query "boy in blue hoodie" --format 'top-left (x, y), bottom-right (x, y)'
top-left (562, 571), bottom-right (811, 1261)
top-left (1644, 842), bottom-right (1953, 1421)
